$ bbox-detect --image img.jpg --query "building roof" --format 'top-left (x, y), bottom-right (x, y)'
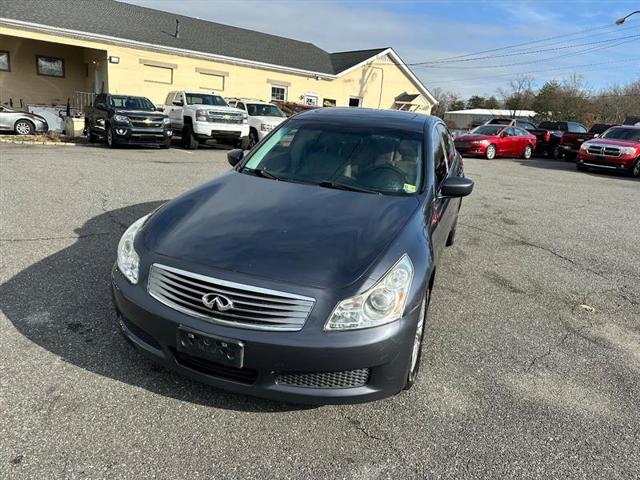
top-left (1, 0), bottom-right (388, 76)
top-left (395, 93), bottom-right (421, 103)
top-left (444, 108), bottom-right (537, 117)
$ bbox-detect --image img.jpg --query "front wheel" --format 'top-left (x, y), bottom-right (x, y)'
top-left (182, 124), bottom-right (199, 150)
top-left (485, 144), bottom-right (497, 160)
top-left (522, 144), bottom-right (533, 159)
top-left (576, 162), bottom-right (587, 172)
top-left (630, 158), bottom-right (640, 178)
top-left (106, 127), bottom-right (117, 148)
top-left (404, 291), bottom-right (429, 390)
top-left (248, 129), bottom-right (259, 149)
top-left (549, 145), bottom-right (561, 159)
top-left (14, 119), bottom-right (35, 135)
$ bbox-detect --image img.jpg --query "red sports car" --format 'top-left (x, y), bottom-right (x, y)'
top-left (454, 125), bottom-right (537, 159)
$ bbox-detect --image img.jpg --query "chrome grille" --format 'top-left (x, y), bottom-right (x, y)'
top-left (147, 264), bottom-right (315, 331)
top-left (206, 111), bottom-right (244, 124)
top-left (587, 145), bottom-right (621, 157)
top-left (276, 369), bottom-right (371, 388)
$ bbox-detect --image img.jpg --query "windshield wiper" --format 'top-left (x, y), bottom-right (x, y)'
top-left (242, 167), bottom-right (281, 180)
top-left (318, 181), bottom-right (381, 195)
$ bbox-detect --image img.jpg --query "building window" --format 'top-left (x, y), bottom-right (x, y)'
top-left (0, 51), bottom-right (10, 72)
top-left (36, 55), bottom-right (65, 77)
top-left (304, 95), bottom-right (318, 106)
top-left (323, 98), bottom-right (336, 107)
top-left (271, 85), bottom-right (287, 102)
top-left (143, 64), bottom-right (173, 84)
top-left (348, 97), bottom-right (361, 108)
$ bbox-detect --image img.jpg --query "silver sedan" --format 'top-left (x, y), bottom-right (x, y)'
top-left (0, 105), bottom-right (49, 135)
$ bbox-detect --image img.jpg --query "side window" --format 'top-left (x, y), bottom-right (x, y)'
top-left (569, 122), bottom-right (587, 133)
top-left (236, 102), bottom-right (245, 111)
top-left (433, 125), bottom-right (449, 187)
top-left (164, 92), bottom-right (174, 105)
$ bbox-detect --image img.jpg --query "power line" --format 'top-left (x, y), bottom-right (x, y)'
top-left (413, 33), bottom-right (640, 65)
top-left (410, 22), bottom-right (628, 64)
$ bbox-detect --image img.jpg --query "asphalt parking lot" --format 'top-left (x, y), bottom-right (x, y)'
top-left (1, 143), bottom-right (639, 479)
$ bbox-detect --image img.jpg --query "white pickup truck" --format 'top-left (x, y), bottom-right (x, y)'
top-left (162, 91), bottom-right (250, 149)
top-left (226, 98), bottom-right (287, 148)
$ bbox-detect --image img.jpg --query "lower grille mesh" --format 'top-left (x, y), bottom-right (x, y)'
top-left (276, 369), bottom-right (370, 389)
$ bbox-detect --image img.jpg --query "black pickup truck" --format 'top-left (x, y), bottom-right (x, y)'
top-left (530, 121), bottom-right (587, 159)
top-left (559, 123), bottom-right (618, 160)
top-left (85, 94), bottom-right (172, 148)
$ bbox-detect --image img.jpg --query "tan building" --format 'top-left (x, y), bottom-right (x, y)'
top-left (0, 0), bottom-right (435, 114)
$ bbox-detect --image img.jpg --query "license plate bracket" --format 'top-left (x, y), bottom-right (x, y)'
top-left (177, 326), bottom-right (244, 368)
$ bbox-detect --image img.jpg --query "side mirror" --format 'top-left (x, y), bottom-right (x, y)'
top-left (173, 100), bottom-right (184, 106)
top-left (593, 133), bottom-right (600, 138)
top-left (440, 176), bottom-right (474, 198)
top-left (227, 148), bottom-right (244, 167)
top-left (155, 106), bottom-right (164, 112)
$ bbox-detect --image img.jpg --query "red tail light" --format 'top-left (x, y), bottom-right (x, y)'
top-left (544, 131), bottom-right (551, 142)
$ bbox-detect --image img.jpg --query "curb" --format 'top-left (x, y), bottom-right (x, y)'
top-left (0, 140), bottom-right (79, 146)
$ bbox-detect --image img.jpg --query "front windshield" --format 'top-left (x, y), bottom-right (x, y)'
top-left (185, 93), bottom-right (228, 106)
top-left (247, 103), bottom-right (285, 117)
top-left (109, 96), bottom-right (155, 111)
top-left (601, 127), bottom-right (640, 141)
top-left (242, 122), bottom-right (423, 196)
top-left (471, 125), bottom-right (503, 136)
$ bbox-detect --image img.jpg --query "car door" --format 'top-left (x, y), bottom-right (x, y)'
top-left (504, 127), bottom-right (520, 156)
top-left (168, 92), bottom-right (184, 130)
top-left (512, 128), bottom-right (526, 155)
top-left (430, 124), bottom-right (453, 262)
top-left (91, 94), bottom-right (108, 132)
top-left (0, 106), bottom-right (9, 130)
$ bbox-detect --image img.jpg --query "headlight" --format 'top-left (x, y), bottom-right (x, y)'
top-left (117, 215), bottom-right (149, 284)
top-left (243, 114), bottom-right (249, 124)
top-left (325, 254), bottom-right (414, 331)
top-left (580, 143), bottom-right (589, 151)
top-left (260, 123), bottom-right (274, 132)
top-left (162, 117), bottom-right (171, 125)
top-left (471, 140), bottom-right (487, 145)
top-left (620, 146), bottom-right (636, 155)
top-left (113, 114), bottom-right (130, 123)
top-left (195, 110), bottom-right (207, 121)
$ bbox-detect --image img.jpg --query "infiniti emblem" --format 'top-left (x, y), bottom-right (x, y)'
top-left (201, 293), bottom-right (234, 311)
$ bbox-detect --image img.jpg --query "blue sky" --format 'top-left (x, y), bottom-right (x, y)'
top-left (123, 0), bottom-right (639, 98)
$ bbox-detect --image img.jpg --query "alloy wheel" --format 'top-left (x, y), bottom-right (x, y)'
top-left (486, 144), bottom-right (496, 160)
top-left (408, 294), bottom-right (427, 383)
top-left (633, 160), bottom-right (640, 177)
top-left (523, 145), bottom-right (532, 159)
top-left (15, 120), bottom-right (33, 135)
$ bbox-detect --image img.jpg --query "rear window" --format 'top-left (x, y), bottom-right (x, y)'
top-left (589, 124), bottom-right (614, 134)
top-left (471, 125), bottom-right (503, 136)
top-left (487, 119), bottom-right (511, 125)
top-left (601, 128), bottom-right (640, 142)
top-left (538, 121), bottom-right (564, 131)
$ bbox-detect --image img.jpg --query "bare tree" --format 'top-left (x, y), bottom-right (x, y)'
top-left (498, 76), bottom-right (535, 117)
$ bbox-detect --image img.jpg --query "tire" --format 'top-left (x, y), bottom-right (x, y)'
top-left (404, 290), bottom-right (429, 390)
top-left (485, 144), bottom-right (497, 160)
top-left (160, 140), bottom-right (171, 149)
top-left (522, 144), bottom-right (533, 159)
top-left (565, 151), bottom-right (577, 162)
top-left (248, 129), bottom-right (259, 149)
top-left (630, 158), bottom-right (640, 178)
top-left (182, 123), bottom-right (199, 150)
top-left (106, 126), bottom-right (117, 148)
top-left (549, 145), bottom-right (561, 159)
top-left (576, 163), bottom-right (587, 172)
top-left (14, 119), bottom-right (35, 135)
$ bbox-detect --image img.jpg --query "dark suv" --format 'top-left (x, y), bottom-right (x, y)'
top-left (85, 94), bottom-right (172, 148)
top-left (111, 108), bottom-right (473, 404)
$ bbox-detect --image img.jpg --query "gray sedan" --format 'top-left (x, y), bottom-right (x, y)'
top-left (0, 105), bottom-right (49, 135)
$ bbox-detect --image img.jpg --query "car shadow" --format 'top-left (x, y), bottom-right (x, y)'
top-left (0, 202), bottom-right (312, 412)
top-left (515, 158), bottom-right (640, 182)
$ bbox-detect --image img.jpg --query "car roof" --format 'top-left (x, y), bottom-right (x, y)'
top-left (294, 108), bottom-right (432, 132)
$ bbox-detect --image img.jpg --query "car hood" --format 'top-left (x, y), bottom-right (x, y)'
top-left (251, 116), bottom-right (285, 125)
top-left (143, 172), bottom-right (420, 289)
top-left (456, 134), bottom-right (492, 142)
top-left (114, 109), bottom-right (166, 118)
top-left (586, 138), bottom-right (639, 148)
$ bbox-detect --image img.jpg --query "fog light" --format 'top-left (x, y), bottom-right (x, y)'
top-left (167, 130), bottom-right (172, 136)
top-left (116, 128), bottom-right (127, 135)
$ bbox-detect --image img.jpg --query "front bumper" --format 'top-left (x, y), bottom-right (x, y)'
top-left (455, 143), bottom-right (488, 156)
top-left (577, 151), bottom-right (636, 171)
top-left (193, 121), bottom-right (250, 140)
top-left (111, 267), bottom-right (417, 405)
top-left (111, 125), bottom-right (172, 146)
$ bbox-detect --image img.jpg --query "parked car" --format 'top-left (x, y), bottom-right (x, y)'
top-left (0, 105), bottom-right (48, 135)
top-left (577, 125), bottom-right (640, 177)
top-left (85, 94), bottom-right (171, 148)
top-left (111, 108), bottom-right (474, 404)
top-left (530, 121), bottom-right (587, 159)
top-left (559, 123), bottom-right (618, 160)
top-left (454, 124), bottom-right (537, 159)
top-left (161, 91), bottom-right (249, 149)
top-left (484, 117), bottom-right (537, 132)
top-left (226, 98), bottom-right (286, 148)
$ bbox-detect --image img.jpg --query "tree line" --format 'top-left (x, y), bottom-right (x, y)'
top-left (431, 75), bottom-right (640, 125)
